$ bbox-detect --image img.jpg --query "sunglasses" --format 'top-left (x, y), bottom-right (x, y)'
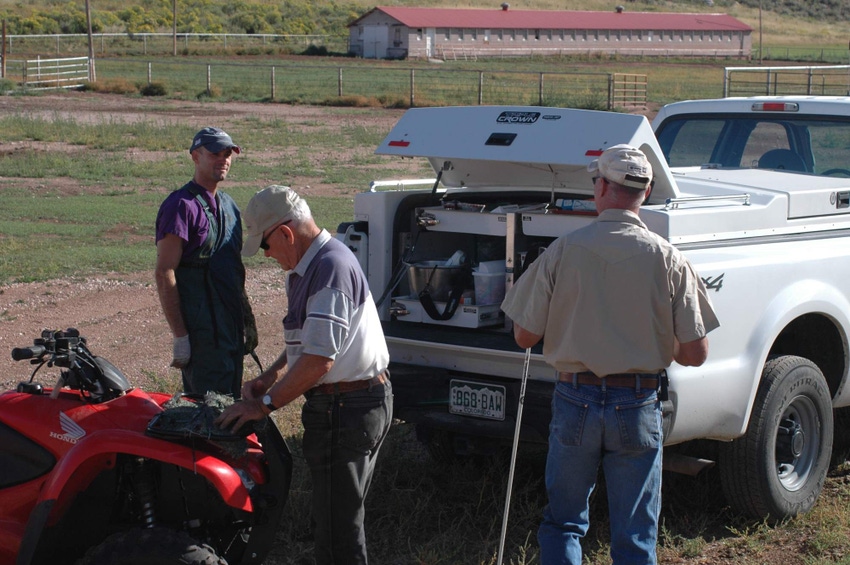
top-left (259, 220), bottom-right (291, 250)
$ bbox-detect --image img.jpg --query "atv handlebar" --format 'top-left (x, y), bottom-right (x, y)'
top-left (11, 329), bottom-right (81, 364)
top-left (11, 345), bottom-right (46, 361)
top-left (11, 328), bottom-right (131, 402)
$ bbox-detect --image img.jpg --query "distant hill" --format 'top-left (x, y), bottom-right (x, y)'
top-left (0, 0), bottom-right (844, 39)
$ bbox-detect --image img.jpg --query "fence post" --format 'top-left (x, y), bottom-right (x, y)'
top-left (147, 62), bottom-right (152, 85)
top-left (271, 66), bottom-right (276, 101)
top-left (206, 64), bottom-right (211, 96)
top-left (538, 72), bottom-right (543, 106)
top-left (338, 67), bottom-right (342, 97)
top-left (410, 68), bottom-right (415, 107)
top-left (478, 71), bottom-right (483, 105)
top-left (607, 73), bottom-right (614, 110)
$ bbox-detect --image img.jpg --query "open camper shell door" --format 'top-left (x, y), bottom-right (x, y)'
top-left (376, 106), bottom-right (679, 204)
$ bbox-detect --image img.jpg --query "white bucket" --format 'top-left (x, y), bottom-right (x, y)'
top-left (473, 272), bottom-right (506, 305)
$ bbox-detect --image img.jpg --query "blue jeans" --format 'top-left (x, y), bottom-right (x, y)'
top-left (301, 379), bottom-right (393, 565)
top-left (538, 380), bottom-right (662, 565)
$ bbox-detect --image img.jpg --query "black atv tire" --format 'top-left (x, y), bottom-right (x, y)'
top-left (76, 527), bottom-right (227, 565)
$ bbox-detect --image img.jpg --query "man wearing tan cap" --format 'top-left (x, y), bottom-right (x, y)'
top-left (501, 144), bottom-right (719, 565)
top-left (216, 185), bottom-right (392, 565)
top-left (155, 127), bottom-right (257, 398)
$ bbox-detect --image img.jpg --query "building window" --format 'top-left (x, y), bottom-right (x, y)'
top-left (438, 28), bottom-right (449, 40)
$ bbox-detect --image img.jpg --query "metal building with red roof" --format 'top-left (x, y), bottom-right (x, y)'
top-left (348, 5), bottom-right (752, 60)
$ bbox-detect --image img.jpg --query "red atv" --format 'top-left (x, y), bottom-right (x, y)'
top-left (1, 329), bottom-right (292, 564)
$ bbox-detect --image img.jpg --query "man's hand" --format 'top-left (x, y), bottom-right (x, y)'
top-left (171, 335), bottom-right (191, 368)
top-left (242, 375), bottom-right (271, 400)
top-left (215, 399), bottom-right (265, 432)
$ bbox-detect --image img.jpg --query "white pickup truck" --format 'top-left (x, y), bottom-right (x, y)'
top-left (336, 97), bottom-right (850, 521)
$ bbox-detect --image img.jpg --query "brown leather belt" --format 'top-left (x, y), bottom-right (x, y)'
top-left (310, 373), bottom-right (387, 395)
top-left (559, 371), bottom-right (658, 389)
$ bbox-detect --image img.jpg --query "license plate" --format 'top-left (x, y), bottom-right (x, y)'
top-left (449, 380), bottom-right (506, 421)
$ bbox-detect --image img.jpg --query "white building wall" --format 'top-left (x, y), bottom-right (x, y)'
top-left (351, 13), bottom-right (751, 60)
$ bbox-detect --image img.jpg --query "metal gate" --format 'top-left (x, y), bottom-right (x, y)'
top-left (21, 56), bottom-right (92, 90)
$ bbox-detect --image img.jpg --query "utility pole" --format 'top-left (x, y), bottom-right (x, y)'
top-left (173, 0), bottom-right (177, 56)
top-left (2, 20), bottom-right (6, 79)
top-left (758, 0), bottom-right (763, 65)
top-left (85, 0), bottom-right (96, 81)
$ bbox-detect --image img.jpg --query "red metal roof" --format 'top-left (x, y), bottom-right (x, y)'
top-left (351, 6), bottom-right (752, 32)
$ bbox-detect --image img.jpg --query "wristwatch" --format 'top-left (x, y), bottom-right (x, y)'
top-left (262, 394), bottom-right (277, 412)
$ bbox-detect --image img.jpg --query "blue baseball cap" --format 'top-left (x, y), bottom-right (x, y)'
top-left (190, 127), bottom-right (241, 154)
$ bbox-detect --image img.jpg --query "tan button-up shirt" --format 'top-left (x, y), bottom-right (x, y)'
top-left (501, 208), bottom-right (719, 376)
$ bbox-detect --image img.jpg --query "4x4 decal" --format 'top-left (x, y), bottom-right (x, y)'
top-left (702, 273), bottom-right (724, 292)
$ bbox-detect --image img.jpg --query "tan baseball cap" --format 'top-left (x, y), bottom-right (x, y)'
top-left (587, 144), bottom-right (652, 190)
top-left (242, 185), bottom-right (303, 257)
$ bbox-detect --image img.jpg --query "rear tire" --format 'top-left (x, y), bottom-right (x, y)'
top-left (719, 355), bottom-right (833, 521)
top-left (76, 527), bottom-right (226, 565)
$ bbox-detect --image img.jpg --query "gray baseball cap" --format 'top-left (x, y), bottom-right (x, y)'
top-left (190, 127), bottom-right (241, 154)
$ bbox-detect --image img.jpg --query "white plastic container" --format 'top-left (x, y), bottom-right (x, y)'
top-left (473, 272), bottom-right (506, 305)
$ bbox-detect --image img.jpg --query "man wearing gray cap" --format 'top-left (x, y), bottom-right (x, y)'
top-left (501, 144), bottom-right (719, 565)
top-left (155, 127), bottom-right (257, 398)
top-left (216, 185), bottom-right (392, 565)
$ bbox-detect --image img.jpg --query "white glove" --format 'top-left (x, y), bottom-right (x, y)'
top-left (171, 335), bottom-right (191, 368)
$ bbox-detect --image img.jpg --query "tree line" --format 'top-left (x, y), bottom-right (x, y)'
top-left (0, 0), bottom-right (362, 37)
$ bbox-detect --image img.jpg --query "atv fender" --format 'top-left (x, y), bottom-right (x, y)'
top-left (16, 428), bottom-right (252, 565)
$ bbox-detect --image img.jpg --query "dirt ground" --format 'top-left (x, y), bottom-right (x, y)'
top-left (1, 92), bottom-right (835, 564)
top-left (0, 92), bottom-right (411, 392)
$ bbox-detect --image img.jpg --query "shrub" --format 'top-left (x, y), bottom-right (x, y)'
top-left (140, 81), bottom-right (167, 96)
top-left (0, 78), bottom-right (17, 94)
top-left (196, 85), bottom-right (222, 99)
top-left (82, 78), bottom-right (138, 94)
top-left (302, 45), bottom-right (329, 56)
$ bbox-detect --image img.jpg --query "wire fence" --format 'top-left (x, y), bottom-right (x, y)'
top-left (724, 65), bottom-right (850, 97)
top-left (2, 57), bottom-right (647, 110)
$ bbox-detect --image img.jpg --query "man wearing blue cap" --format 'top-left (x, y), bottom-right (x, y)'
top-left (155, 127), bottom-right (257, 397)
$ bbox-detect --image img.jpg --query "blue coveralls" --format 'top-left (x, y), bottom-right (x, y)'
top-left (175, 183), bottom-right (246, 398)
